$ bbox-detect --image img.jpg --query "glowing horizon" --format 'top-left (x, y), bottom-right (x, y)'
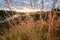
top-left (0, 7), bottom-right (40, 12)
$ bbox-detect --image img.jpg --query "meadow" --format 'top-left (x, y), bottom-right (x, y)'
top-left (0, 9), bottom-right (60, 40)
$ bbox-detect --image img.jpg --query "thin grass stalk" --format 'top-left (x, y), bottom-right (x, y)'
top-left (4, 0), bottom-right (21, 34)
top-left (39, 1), bottom-right (44, 38)
top-left (46, 0), bottom-right (57, 40)
top-left (40, 0), bottom-right (44, 30)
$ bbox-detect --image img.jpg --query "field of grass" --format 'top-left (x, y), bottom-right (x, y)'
top-left (0, 10), bottom-right (60, 40)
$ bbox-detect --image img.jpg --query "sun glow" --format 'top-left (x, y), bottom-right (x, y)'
top-left (10, 7), bottom-right (38, 12)
top-left (0, 6), bottom-right (40, 12)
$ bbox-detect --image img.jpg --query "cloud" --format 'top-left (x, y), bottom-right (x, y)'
top-left (56, 3), bottom-right (60, 8)
top-left (44, 2), bottom-right (52, 5)
top-left (37, 0), bottom-right (41, 4)
top-left (44, 2), bottom-right (52, 9)
top-left (23, 0), bottom-right (29, 4)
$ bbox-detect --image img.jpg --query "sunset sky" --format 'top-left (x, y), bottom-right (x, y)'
top-left (0, 0), bottom-right (60, 11)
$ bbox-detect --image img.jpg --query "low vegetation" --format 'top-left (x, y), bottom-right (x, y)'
top-left (0, 8), bottom-right (60, 40)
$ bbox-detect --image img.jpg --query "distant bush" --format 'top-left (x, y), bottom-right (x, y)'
top-left (33, 13), bottom-right (40, 21)
top-left (21, 16), bottom-right (26, 21)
